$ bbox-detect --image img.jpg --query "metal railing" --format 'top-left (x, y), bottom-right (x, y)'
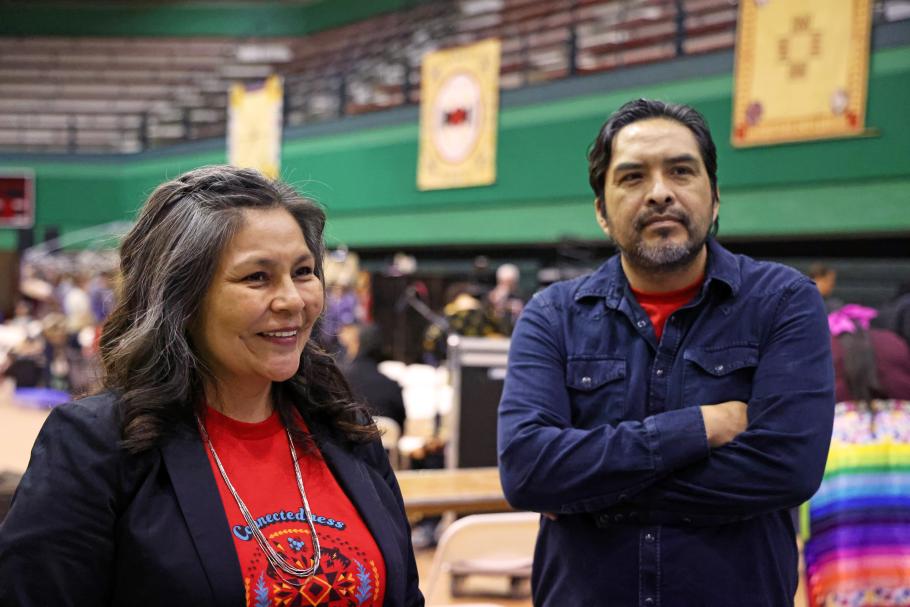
top-left (0, 0), bottom-right (906, 154)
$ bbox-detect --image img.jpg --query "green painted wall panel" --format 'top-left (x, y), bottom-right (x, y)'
top-left (0, 231), bottom-right (16, 250)
top-left (117, 149), bottom-right (228, 214)
top-left (325, 178), bottom-right (910, 247)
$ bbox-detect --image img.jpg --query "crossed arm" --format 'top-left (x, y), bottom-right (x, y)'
top-left (497, 279), bottom-right (835, 520)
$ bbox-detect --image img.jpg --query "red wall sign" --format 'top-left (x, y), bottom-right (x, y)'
top-left (0, 171), bottom-right (35, 228)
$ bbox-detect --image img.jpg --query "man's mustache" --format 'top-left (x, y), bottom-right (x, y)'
top-left (634, 209), bottom-right (690, 231)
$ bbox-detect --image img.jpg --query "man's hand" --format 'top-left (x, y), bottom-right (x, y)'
top-left (700, 401), bottom-right (748, 448)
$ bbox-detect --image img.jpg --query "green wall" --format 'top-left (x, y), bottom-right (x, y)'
top-left (0, 0), bottom-right (427, 37)
top-left (2, 45), bottom-right (909, 250)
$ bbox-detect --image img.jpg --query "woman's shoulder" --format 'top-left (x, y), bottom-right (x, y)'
top-left (41, 391), bottom-right (124, 452)
top-left (346, 433), bottom-right (393, 480)
top-left (53, 390), bottom-right (120, 425)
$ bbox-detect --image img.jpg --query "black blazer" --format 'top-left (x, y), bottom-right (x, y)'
top-left (0, 393), bottom-right (424, 607)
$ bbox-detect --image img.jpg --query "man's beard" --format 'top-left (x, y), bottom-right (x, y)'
top-left (611, 208), bottom-right (711, 274)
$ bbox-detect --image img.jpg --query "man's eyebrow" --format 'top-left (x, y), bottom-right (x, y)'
top-left (664, 154), bottom-right (699, 165)
top-left (612, 161), bottom-right (644, 173)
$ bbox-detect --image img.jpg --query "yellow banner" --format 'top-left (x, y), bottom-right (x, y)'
top-left (418, 39), bottom-right (500, 190)
top-left (228, 74), bottom-right (283, 179)
top-left (732, 0), bottom-right (872, 147)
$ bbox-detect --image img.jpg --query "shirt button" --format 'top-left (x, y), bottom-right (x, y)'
top-left (581, 376), bottom-right (592, 387)
top-left (644, 598), bottom-right (655, 606)
top-left (636, 319), bottom-right (647, 328)
top-left (644, 533), bottom-right (655, 542)
top-left (714, 364), bottom-right (724, 373)
top-left (655, 368), bottom-right (664, 377)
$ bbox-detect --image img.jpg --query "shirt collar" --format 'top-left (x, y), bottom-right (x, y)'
top-left (574, 238), bottom-right (740, 307)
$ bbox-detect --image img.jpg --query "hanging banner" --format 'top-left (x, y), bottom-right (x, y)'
top-left (418, 39), bottom-right (500, 190)
top-left (228, 74), bottom-right (283, 178)
top-left (732, 0), bottom-right (872, 147)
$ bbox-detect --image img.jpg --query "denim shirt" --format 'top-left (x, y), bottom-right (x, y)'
top-left (498, 239), bottom-right (835, 607)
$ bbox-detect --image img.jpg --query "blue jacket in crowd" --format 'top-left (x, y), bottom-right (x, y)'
top-left (498, 238), bottom-right (835, 607)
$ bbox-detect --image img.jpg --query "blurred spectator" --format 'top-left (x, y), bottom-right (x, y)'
top-left (3, 332), bottom-right (45, 389)
top-left (422, 282), bottom-right (503, 364)
top-left (487, 263), bottom-right (525, 335)
top-left (41, 313), bottom-right (76, 393)
top-left (321, 277), bottom-right (363, 354)
top-left (8, 299), bottom-right (36, 328)
top-left (339, 324), bottom-right (406, 430)
top-left (874, 281), bottom-right (910, 347)
top-left (62, 273), bottom-right (94, 334)
top-left (89, 270), bottom-right (116, 324)
top-left (829, 304), bottom-right (910, 402)
top-left (2, 253), bottom-right (112, 397)
top-left (18, 263), bottom-right (54, 315)
top-left (808, 262), bottom-right (844, 312)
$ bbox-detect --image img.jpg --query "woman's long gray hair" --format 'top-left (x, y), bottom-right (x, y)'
top-left (100, 165), bottom-right (377, 453)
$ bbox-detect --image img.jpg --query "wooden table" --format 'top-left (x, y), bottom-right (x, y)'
top-left (396, 466), bottom-right (511, 518)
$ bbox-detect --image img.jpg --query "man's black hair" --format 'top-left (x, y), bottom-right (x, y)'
top-left (587, 98), bottom-right (720, 235)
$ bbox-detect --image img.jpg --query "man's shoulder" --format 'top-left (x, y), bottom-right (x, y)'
top-left (531, 258), bottom-right (617, 306)
top-left (723, 248), bottom-right (811, 297)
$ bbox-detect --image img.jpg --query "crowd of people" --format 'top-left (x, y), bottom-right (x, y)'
top-left (0, 253), bottom-right (116, 398)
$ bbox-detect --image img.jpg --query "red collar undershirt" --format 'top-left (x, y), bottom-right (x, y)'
top-left (630, 274), bottom-right (704, 341)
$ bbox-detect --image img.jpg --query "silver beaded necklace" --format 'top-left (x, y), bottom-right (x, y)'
top-left (196, 414), bottom-right (322, 585)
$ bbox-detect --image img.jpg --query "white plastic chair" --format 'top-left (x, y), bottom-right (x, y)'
top-left (377, 360), bottom-right (407, 385)
top-left (372, 416), bottom-right (401, 469)
top-left (400, 363), bottom-right (437, 389)
top-left (422, 511), bottom-right (539, 606)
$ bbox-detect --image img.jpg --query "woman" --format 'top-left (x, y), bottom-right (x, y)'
top-left (0, 166), bottom-right (423, 607)
top-left (803, 305), bottom-right (910, 607)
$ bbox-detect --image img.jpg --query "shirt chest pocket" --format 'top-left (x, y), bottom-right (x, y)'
top-left (682, 345), bottom-right (759, 407)
top-left (565, 357), bottom-right (627, 426)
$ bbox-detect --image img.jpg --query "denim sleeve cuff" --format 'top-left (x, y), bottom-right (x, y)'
top-left (644, 407), bottom-right (710, 473)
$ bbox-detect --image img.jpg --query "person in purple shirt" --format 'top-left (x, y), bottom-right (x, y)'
top-left (829, 304), bottom-right (910, 402)
top-left (497, 99), bottom-right (835, 606)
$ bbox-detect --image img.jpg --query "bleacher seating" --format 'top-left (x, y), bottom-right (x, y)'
top-left (0, 36), bottom-right (272, 152)
top-left (0, 0), bottom-right (905, 154)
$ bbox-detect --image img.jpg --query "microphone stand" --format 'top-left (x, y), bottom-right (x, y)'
top-left (395, 286), bottom-right (450, 439)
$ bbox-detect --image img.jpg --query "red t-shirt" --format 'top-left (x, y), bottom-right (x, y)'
top-left (202, 407), bottom-right (386, 607)
top-left (630, 275), bottom-right (704, 341)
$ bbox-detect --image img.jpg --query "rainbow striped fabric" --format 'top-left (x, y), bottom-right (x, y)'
top-left (804, 400), bottom-right (910, 607)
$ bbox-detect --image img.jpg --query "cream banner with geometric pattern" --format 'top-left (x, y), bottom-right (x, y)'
top-left (732, 0), bottom-right (872, 147)
top-left (418, 39), bottom-right (500, 190)
top-left (228, 74), bottom-right (283, 178)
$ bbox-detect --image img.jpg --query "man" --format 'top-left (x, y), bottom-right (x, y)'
top-left (339, 323), bottom-right (407, 430)
top-left (487, 263), bottom-right (525, 336)
top-left (497, 99), bottom-right (834, 606)
top-left (807, 262), bottom-right (844, 312)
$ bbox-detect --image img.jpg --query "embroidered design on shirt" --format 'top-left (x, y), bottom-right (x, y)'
top-left (254, 572), bottom-right (269, 607)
